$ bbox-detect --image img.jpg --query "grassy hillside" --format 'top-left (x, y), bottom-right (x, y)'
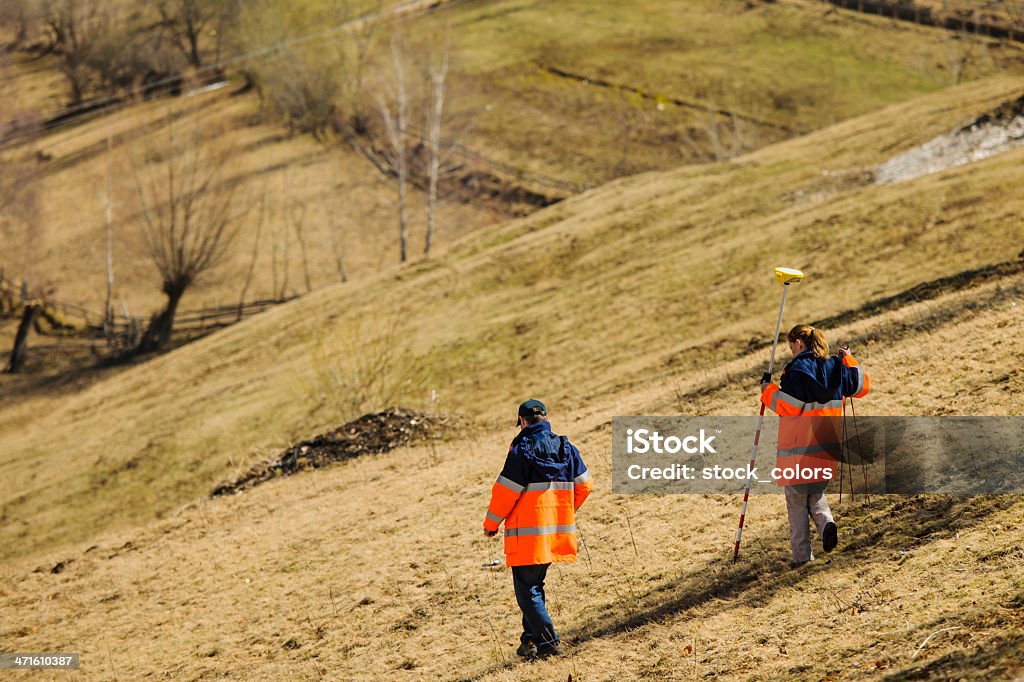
top-left (1, 76), bottom-right (1023, 679)
top-left (3, 0), bottom-right (1023, 326)
top-left (3, 72), bottom-right (1022, 558)
top-left (434, 0), bottom-right (1024, 183)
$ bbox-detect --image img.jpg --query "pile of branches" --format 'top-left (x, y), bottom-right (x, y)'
top-left (211, 408), bottom-right (459, 497)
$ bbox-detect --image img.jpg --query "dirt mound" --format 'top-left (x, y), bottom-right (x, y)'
top-left (211, 408), bottom-right (458, 497)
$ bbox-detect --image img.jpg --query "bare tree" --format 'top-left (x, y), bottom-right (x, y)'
top-left (271, 211), bottom-right (291, 301)
top-left (157, 0), bottom-right (225, 68)
top-left (0, 0), bottom-right (37, 52)
top-left (336, 0), bottom-right (382, 133)
top-left (376, 38), bottom-right (411, 263)
top-left (234, 0), bottom-right (349, 140)
top-left (270, 173), bottom-right (293, 301)
top-left (237, 188), bottom-right (266, 320)
top-left (1, 51), bottom-right (44, 373)
top-left (0, 51), bottom-right (35, 220)
top-left (2, 188), bottom-right (43, 373)
top-left (424, 47), bottom-right (448, 256)
top-left (40, 0), bottom-right (108, 105)
top-left (329, 211), bottom-right (348, 284)
top-left (705, 100), bottom-right (726, 161)
top-left (6, 297), bottom-right (41, 372)
top-left (88, 19), bottom-right (187, 99)
top-left (289, 201), bottom-right (313, 293)
top-left (103, 134), bottom-right (115, 332)
top-left (131, 115), bottom-right (243, 353)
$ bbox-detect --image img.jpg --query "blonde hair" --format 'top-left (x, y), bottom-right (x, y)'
top-left (788, 324), bottom-right (829, 360)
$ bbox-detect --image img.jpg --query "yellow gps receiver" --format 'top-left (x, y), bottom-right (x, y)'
top-left (774, 267), bottom-right (804, 284)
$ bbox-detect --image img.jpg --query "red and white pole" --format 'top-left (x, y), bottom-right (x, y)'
top-left (733, 269), bottom-right (801, 563)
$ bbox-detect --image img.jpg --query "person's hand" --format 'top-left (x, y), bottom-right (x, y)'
top-left (837, 345), bottom-right (851, 358)
top-left (484, 529), bottom-right (497, 537)
top-left (760, 383), bottom-right (770, 392)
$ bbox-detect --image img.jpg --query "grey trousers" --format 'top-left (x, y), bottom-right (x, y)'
top-left (785, 485), bottom-right (834, 564)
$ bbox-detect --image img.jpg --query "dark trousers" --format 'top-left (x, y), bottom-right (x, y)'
top-left (511, 563), bottom-right (559, 651)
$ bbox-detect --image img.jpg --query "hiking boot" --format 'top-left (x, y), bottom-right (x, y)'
top-left (516, 641), bottom-right (537, 659)
top-left (537, 643), bottom-right (565, 658)
top-left (822, 522), bottom-right (838, 552)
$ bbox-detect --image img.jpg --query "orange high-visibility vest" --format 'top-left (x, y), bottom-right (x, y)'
top-left (761, 354), bottom-right (870, 486)
top-left (483, 422), bottom-right (592, 567)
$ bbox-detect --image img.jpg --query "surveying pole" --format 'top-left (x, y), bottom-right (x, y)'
top-left (732, 267), bottom-right (803, 563)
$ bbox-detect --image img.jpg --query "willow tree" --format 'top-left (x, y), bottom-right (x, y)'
top-left (1, 51), bottom-right (43, 373)
top-left (132, 115), bottom-right (242, 353)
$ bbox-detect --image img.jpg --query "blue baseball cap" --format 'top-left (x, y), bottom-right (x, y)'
top-left (516, 399), bottom-right (547, 426)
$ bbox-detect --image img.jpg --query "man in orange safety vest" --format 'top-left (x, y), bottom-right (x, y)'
top-left (483, 399), bottom-right (592, 659)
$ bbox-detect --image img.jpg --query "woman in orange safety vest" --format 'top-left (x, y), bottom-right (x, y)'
top-left (760, 324), bottom-right (869, 567)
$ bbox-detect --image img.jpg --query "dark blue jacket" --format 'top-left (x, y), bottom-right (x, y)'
top-left (499, 422), bottom-right (588, 486)
top-left (781, 351), bottom-right (867, 405)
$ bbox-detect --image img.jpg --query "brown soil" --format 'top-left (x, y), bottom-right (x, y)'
top-left (210, 407), bottom-right (459, 497)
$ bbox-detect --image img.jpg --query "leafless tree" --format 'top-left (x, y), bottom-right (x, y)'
top-left (705, 100), bottom-right (726, 161)
top-left (336, 0), bottom-right (382, 133)
top-left (234, 0), bottom-right (352, 140)
top-left (269, 173), bottom-right (294, 301)
top-left (376, 38), bottom-right (411, 263)
top-left (90, 20), bottom-right (188, 99)
top-left (944, 30), bottom-right (975, 85)
top-left (0, 1), bottom-right (36, 52)
top-left (0, 49), bottom-right (36, 219)
top-left (39, 0), bottom-right (109, 105)
top-left (131, 115), bottom-right (244, 353)
top-left (329, 216), bottom-right (348, 283)
top-left (614, 92), bottom-right (642, 174)
top-left (271, 205), bottom-right (291, 301)
top-left (1, 51), bottom-right (44, 373)
top-left (103, 134), bottom-right (116, 332)
top-left (289, 201), bottom-right (313, 293)
top-left (238, 188), bottom-right (266, 319)
top-left (156, 0), bottom-right (227, 68)
top-left (1, 206), bottom-right (44, 373)
top-left (424, 47), bottom-right (448, 256)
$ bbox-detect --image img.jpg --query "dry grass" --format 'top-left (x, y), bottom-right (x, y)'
top-left (3, 74), bottom-right (1024, 559)
top-left (0, 295), bottom-right (1021, 680)
top-left (2, 55), bottom-right (1024, 682)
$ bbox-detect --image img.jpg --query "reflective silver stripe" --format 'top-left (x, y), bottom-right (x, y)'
top-left (524, 481), bottom-right (574, 492)
top-left (776, 444), bottom-right (842, 457)
top-left (495, 475), bottom-right (525, 494)
top-left (504, 524), bottom-right (576, 538)
top-left (773, 390), bottom-right (843, 415)
top-left (486, 510), bottom-right (504, 524)
top-left (852, 366), bottom-right (865, 397)
top-left (574, 470), bottom-right (591, 484)
top-left (771, 390), bottom-right (805, 412)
